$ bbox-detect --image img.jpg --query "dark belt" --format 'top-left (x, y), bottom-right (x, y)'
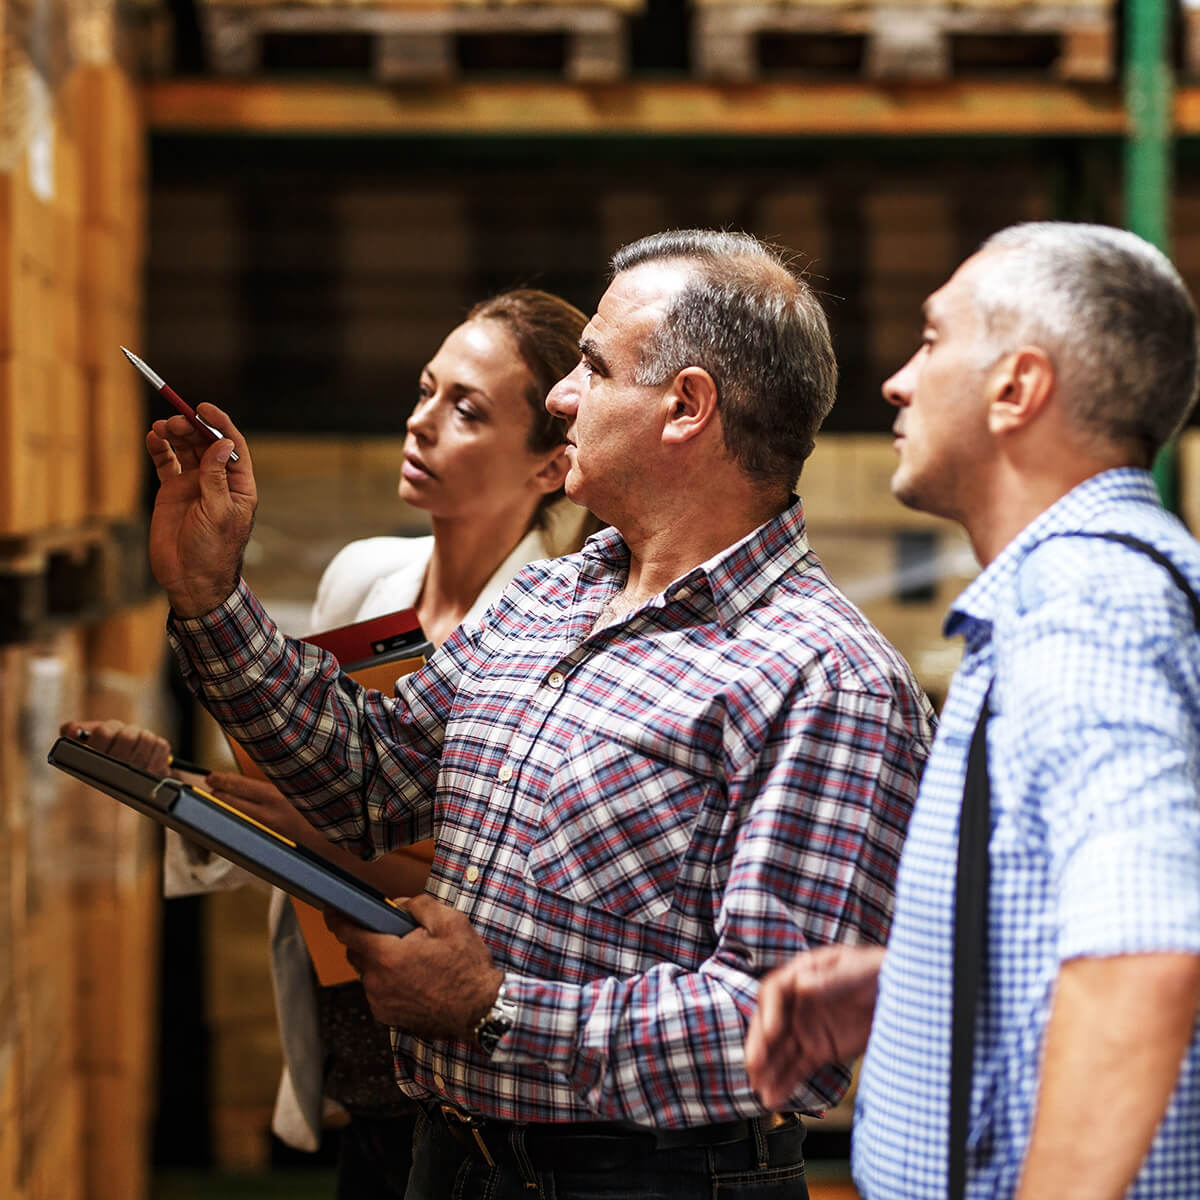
top-left (431, 1103), bottom-right (798, 1173)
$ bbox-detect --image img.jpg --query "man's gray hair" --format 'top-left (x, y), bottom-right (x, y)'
top-left (610, 229), bottom-right (837, 489)
top-left (976, 222), bottom-right (1199, 459)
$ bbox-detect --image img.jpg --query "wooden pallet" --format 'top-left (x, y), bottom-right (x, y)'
top-left (199, 2), bottom-right (635, 81)
top-left (691, 2), bottom-right (1114, 82)
top-left (0, 519), bottom-right (154, 646)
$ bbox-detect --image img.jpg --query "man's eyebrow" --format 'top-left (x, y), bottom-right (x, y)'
top-left (579, 337), bottom-right (611, 376)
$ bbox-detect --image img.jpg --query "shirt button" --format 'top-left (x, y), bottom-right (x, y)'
top-left (547, 671), bottom-right (565, 689)
top-left (465, 865), bottom-right (479, 884)
top-left (497, 763), bottom-right (513, 782)
top-left (433, 1073), bottom-right (446, 1092)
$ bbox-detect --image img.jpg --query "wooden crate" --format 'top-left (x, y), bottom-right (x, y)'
top-left (0, 518), bottom-right (152, 645)
top-left (690, 0), bottom-right (1114, 82)
top-left (198, 0), bottom-right (640, 82)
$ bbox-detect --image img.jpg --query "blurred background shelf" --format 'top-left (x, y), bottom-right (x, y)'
top-left (143, 77), bottom-right (1131, 135)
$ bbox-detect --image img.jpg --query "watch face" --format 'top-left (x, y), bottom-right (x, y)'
top-left (474, 990), bottom-right (517, 1057)
top-left (476, 1013), bottom-right (513, 1057)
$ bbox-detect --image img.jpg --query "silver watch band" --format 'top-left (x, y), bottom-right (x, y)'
top-left (473, 978), bottom-right (517, 1057)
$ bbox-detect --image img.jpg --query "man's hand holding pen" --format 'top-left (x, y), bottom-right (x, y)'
top-left (324, 895), bottom-right (504, 1042)
top-left (146, 402), bottom-right (257, 619)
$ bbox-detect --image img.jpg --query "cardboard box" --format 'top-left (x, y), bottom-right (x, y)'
top-left (0, 356), bottom-right (53, 535)
top-left (86, 364), bottom-right (146, 520)
top-left (801, 433), bottom-right (946, 531)
top-left (50, 362), bottom-right (88, 528)
top-left (1180, 429), bottom-right (1200, 537)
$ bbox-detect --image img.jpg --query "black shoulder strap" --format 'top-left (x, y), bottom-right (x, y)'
top-left (949, 687), bottom-right (992, 1200)
top-left (1056, 532), bottom-right (1200, 631)
top-left (950, 531), bottom-right (1199, 1199)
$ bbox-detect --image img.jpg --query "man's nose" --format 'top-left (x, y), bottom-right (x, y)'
top-left (882, 360), bottom-right (913, 409)
top-left (546, 370), bottom-right (579, 418)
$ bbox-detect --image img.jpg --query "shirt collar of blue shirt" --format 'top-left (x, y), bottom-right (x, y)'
top-left (945, 466), bottom-right (1161, 650)
top-left (579, 498), bottom-right (811, 631)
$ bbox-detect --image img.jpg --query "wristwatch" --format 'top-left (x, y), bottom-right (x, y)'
top-left (472, 977), bottom-right (517, 1057)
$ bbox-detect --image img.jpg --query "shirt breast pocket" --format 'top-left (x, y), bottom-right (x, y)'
top-left (524, 734), bottom-right (709, 925)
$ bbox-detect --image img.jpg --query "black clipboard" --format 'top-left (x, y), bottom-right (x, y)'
top-left (47, 736), bottom-right (417, 938)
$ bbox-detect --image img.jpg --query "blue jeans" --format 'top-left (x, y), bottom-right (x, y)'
top-left (404, 1106), bottom-right (810, 1200)
top-left (336, 1112), bottom-right (416, 1200)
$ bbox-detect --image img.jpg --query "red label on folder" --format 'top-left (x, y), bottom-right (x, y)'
top-left (304, 608), bottom-right (427, 670)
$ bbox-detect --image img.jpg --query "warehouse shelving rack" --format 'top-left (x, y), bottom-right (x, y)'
top-left (141, 0), bottom-right (1187, 498)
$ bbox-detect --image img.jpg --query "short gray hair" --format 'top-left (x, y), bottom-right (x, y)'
top-left (610, 229), bottom-right (837, 489)
top-left (975, 222), bottom-right (1199, 460)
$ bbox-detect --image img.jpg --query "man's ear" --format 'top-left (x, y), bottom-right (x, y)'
top-left (662, 367), bottom-right (719, 445)
top-left (532, 447), bottom-right (570, 495)
top-left (988, 345), bottom-right (1055, 437)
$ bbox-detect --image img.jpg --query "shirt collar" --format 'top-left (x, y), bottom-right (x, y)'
top-left (947, 467), bottom-right (1162, 639)
top-left (581, 499), bottom-right (812, 630)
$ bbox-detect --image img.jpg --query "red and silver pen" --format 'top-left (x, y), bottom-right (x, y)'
top-left (121, 346), bottom-right (240, 462)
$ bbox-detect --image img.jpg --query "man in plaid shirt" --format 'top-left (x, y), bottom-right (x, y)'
top-left (147, 230), bottom-right (934, 1199)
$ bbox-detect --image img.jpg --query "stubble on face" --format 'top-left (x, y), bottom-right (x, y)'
top-left (887, 254), bottom-right (999, 524)
top-left (568, 262), bottom-right (691, 518)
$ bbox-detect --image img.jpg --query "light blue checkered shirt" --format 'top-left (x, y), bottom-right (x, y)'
top-left (853, 468), bottom-right (1200, 1199)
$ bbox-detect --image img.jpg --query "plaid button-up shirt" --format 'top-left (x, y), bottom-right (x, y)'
top-left (171, 501), bottom-right (934, 1128)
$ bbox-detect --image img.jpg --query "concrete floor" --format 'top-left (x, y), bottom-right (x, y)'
top-left (153, 1167), bottom-right (859, 1199)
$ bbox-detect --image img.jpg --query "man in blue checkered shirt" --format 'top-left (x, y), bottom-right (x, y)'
top-left (142, 230), bottom-right (935, 1199)
top-left (748, 222), bottom-right (1200, 1199)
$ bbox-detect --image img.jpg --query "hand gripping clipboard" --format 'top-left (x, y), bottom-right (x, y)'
top-left (47, 736), bottom-right (418, 939)
top-left (220, 609), bottom-right (436, 984)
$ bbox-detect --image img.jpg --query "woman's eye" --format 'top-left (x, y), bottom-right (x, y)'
top-left (455, 402), bottom-right (481, 422)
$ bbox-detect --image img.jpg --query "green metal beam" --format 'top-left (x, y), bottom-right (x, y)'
top-left (1124, 0), bottom-right (1178, 507)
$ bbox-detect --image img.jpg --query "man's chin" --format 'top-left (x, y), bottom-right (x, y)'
top-left (890, 471), bottom-right (928, 516)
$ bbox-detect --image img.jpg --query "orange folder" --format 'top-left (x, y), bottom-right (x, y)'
top-left (223, 612), bottom-right (435, 985)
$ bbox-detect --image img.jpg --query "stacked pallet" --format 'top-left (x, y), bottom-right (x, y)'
top-left (689, 0), bottom-right (1115, 81)
top-left (1, 1), bottom-right (157, 1197)
top-left (197, 0), bottom-right (645, 82)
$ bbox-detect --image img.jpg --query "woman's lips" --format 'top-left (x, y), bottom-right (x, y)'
top-left (402, 454), bottom-right (435, 482)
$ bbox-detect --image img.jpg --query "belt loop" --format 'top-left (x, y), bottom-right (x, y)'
top-left (752, 1116), bottom-right (769, 1168)
top-left (508, 1124), bottom-right (541, 1193)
